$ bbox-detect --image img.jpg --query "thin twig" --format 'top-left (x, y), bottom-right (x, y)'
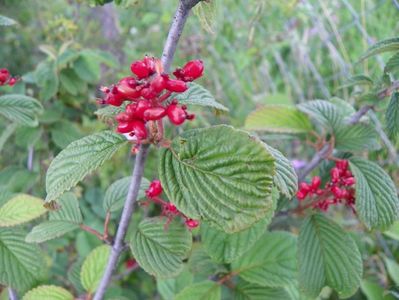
top-left (92, 1), bottom-right (200, 298)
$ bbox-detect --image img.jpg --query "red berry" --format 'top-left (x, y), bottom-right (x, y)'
top-left (126, 101), bottom-right (152, 119)
top-left (0, 68), bottom-right (10, 85)
top-left (165, 203), bottom-right (178, 214)
top-left (146, 180), bottom-right (163, 198)
top-left (143, 106), bottom-right (166, 121)
top-left (150, 75), bottom-right (167, 93)
top-left (140, 87), bottom-right (157, 100)
top-left (330, 168), bottom-right (340, 183)
top-left (117, 122), bottom-right (135, 134)
top-left (299, 182), bottom-right (311, 193)
top-left (336, 160), bottom-right (349, 171)
top-left (311, 176), bottom-right (321, 190)
top-left (143, 56), bottom-right (156, 74)
top-left (125, 258), bottom-right (136, 269)
top-left (117, 77), bottom-right (140, 100)
top-left (131, 61), bottom-right (150, 79)
top-left (185, 219), bottom-right (199, 229)
top-left (331, 186), bottom-right (343, 198)
top-left (8, 77), bottom-right (18, 86)
top-left (116, 112), bottom-right (131, 123)
top-left (343, 177), bottom-right (356, 186)
top-left (130, 120), bottom-right (147, 140)
top-left (296, 190), bottom-right (307, 200)
top-left (166, 103), bottom-right (187, 125)
top-left (166, 79), bottom-right (188, 93)
top-left (179, 59), bottom-right (204, 81)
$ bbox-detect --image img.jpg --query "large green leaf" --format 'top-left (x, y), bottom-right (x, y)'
top-left (50, 121), bottom-right (83, 149)
top-left (0, 194), bottom-right (47, 227)
top-left (0, 94), bottom-right (43, 127)
top-left (45, 131), bottom-right (127, 202)
top-left (175, 281), bottom-right (221, 300)
top-left (201, 201), bottom-right (275, 264)
top-left (157, 266), bottom-right (193, 300)
top-left (244, 105), bottom-right (312, 134)
top-left (103, 176), bottom-right (150, 213)
top-left (80, 245), bottom-right (111, 293)
top-left (297, 100), bottom-right (343, 132)
top-left (386, 92), bottom-right (399, 141)
top-left (22, 285), bottom-right (74, 300)
top-left (26, 192), bottom-right (82, 243)
top-left (298, 214), bottom-right (362, 298)
top-left (233, 281), bottom-right (290, 300)
top-left (335, 123), bottom-right (379, 152)
top-left (264, 144), bottom-right (297, 198)
top-left (171, 82), bottom-right (228, 111)
top-left (159, 125), bottom-right (275, 233)
top-left (188, 245), bottom-right (226, 277)
top-left (349, 157), bottom-right (399, 229)
top-left (231, 231), bottom-right (297, 287)
top-left (130, 217), bottom-right (192, 278)
top-left (59, 68), bottom-right (87, 96)
top-left (0, 228), bottom-right (45, 291)
top-left (359, 37), bottom-right (399, 61)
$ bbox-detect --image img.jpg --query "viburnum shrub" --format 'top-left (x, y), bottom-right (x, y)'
top-left (1, 2), bottom-right (399, 300)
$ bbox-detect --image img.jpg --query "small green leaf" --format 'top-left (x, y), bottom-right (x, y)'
top-left (233, 281), bottom-right (290, 300)
top-left (245, 105), bottom-right (312, 134)
top-left (298, 214), bottom-right (362, 298)
top-left (59, 68), bottom-right (87, 96)
top-left (45, 131), bottom-right (127, 202)
top-left (192, 0), bottom-right (218, 34)
top-left (175, 281), bottom-right (221, 300)
top-left (171, 82), bottom-right (228, 111)
top-left (22, 285), bottom-right (74, 300)
top-left (103, 177), bottom-right (150, 213)
top-left (264, 144), bottom-right (298, 198)
top-left (349, 157), bottom-right (399, 229)
top-left (383, 257), bottom-right (399, 286)
top-left (0, 194), bottom-right (47, 227)
top-left (0, 15), bottom-right (18, 26)
top-left (34, 60), bottom-right (59, 101)
top-left (385, 52), bottom-right (399, 74)
top-left (0, 94), bottom-right (43, 126)
top-left (386, 92), bottom-right (399, 141)
top-left (130, 217), bottom-right (192, 278)
top-left (335, 123), bottom-right (379, 152)
top-left (360, 279), bottom-right (390, 300)
top-left (359, 37), bottom-right (399, 61)
top-left (231, 231), bottom-right (297, 287)
top-left (159, 125), bottom-right (275, 233)
top-left (81, 245), bottom-right (111, 293)
top-left (157, 266), bottom-right (193, 300)
top-left (94, 105), bottom-right (125, 122)
top-left (338, 74), bottom-right (374, 89)
top-left (384, 221), bottom-right (399, 241)
top-left (0, 228), bottom-right (46, 291)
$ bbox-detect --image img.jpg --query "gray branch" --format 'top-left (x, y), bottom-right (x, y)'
top-left (8, 288), bottom-right (18, 300)
top-left (92, 1), bottom-right (200, 299)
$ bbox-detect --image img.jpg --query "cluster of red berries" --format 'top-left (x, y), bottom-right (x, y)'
top-left (0, 68), bottom-right (18, 86)
top-left (99, 57), bottom-right (204, 144)
top-left (297, 160), bottom-right (356, 212)
top-left (144, 179), bottom-right (200, 229)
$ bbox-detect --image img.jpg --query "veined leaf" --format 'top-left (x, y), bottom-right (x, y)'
top-left (50, 121), bottom-right (83, 149)
top-left (171, 82), bottom-right (228, 111)
top-left (359, 37), bottom-right (399, 61)
top-left (231, 231), bottom-right (297, 287)
top-left (49, 192), bottom-right (82, 223)
top-left (22, 285), bottom-right (74, 300)
top-left (0, 228), bottom-right (46, 291)
top-left (233, 281), bottom-right (290, 300)
top-left (335, 123), bottom-right (379, 152)
top-left (0, 15), bottom-right (17, 26)
top-left (175, 281), bottom-right (221, 300)
top-left (188, 245), bottom-right (226, 277)
top-left (157, 266), bottom-right (193, 300)
top-left (94, 105), bottom-right (125, 122)
top-left (349, 157), bottom-right (399, 229)
top-left (386, 92), bottom-right (399, 141)
top-left (385, 52), bottom-right (399, 74)
top-left (298, 214), bottom-right (362, 298)
top-left (81, 245), bottom-right (111, 293)
top-left (0, 194), bottom-right (47, 227)
top-left (245, 105), bottom-right (312, 134)
top-left (103, 176), bottom-right (150, 213)
top-left (159, 125), bottom-right (275, 233)
top-left (264, 144), bottom-right (297, 198)
top-left (0, 94), bottom-right (43, 127)
top-left (297, 100), bottom-right (343, 132)
top-left (45, 131), bottom-right (127, 202)
top-left (130, 217), bottom-right (192, 278)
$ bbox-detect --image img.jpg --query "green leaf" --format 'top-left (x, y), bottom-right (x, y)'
top-left (81, 245), bottom-right (111, 293)
top-left (159, 125), bottom-right (275, 233)
top-left (188, 245), bottom-right (226, 277)
top-left (245, 105), bottom-right (312, 134)
top-left (157, 266), bottom-right (193, 300)
top-left (232, 231), bottom-right (297, 287)
top-left (359, 37), bottom-right (399, 61)
top-left (360, 279), bottom-right (392, 300)
top-left (22, 285), bottom-right (74, 300)
top-left (34, 60), bottom-right (59, 101)
top-left (80, 49), bottom-right (118, 68)
top-left (171, 82), bottom-right (228, 111)
top-left (130, 217), bottom-right (192, 278)
top-left (0, 228), bottom-right (45, 291)
top-left (264, 144), bottom-right (298, 198)
top-left (45, 131), bottom-right (127, 202)
top-left (335, 123), bottom-right (379, 152)
top-left (201, 205), bottom-right (274, 264)
top-left (349, 157), bottom-right (399, 229)
top-left (50, 120), bottom-right (82, 149)
top-left (94, 105), bottom-right (125, 122)
top-left (0, 15), bottom-right (18, 26)
top-left (338, 74), bottom-right (374, 89)
top-left (233, 281), bottom-right (290, 300)
top-left (192, 0), bottom-right (218, 34)
top-left (175, 281), bottom-right (221, 300)
top-left (0, 194), bottom-right (47, 227)
top-left (386, 92), bottom-right (399, 141)
top-left (0, 94), bottom-right (43, 126)
top-left (56, 49), bottom-right (80, 69)
top-left (384, 52), bottom-right (399, 74)
top-left (297, 100), bottom-right (342, 132)
top-left (384, 221), bottom-right (399, 241)
top-left (26, 192), bottom-right (82, 243)
top-left (59, 68), bottom-right (87, 96)
top-left (103, 177), bottom-right (150, 213)
top-left (383, 257), bottom-right (399, 286)
top-left (298, 214), bottom-right (362, 298)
